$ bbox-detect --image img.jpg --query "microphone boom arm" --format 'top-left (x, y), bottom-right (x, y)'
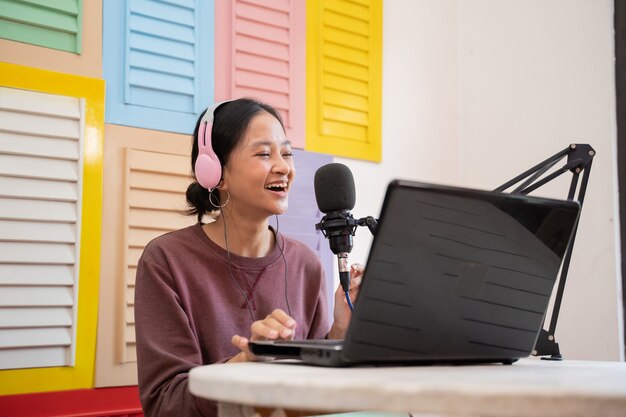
top-left (357, 216), bottom-right (378, 235)
top-left (495, 143), bottom-right (595, 360)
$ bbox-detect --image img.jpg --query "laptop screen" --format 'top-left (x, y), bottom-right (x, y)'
top-left (342, 180), bottom-right (581, 364)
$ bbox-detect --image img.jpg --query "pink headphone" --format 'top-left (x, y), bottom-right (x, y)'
top-left (195, 101), bottom-right (232, 190)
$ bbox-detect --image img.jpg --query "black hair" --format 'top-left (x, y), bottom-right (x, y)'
top-left (185, 98), bottom-right (285, 222)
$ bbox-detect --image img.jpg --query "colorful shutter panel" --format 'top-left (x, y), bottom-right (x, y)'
top-left (0, 62), bottom-right (104, 396)
top-left (306, 0), bottom-right (382, 161)
top-left (96, 125), bottom-right (192, 388)
top-left (122, 148), bottom-right (195, 363)
top-left (0, 87), bottom-right (82, 371)
top-left (215, 0), bottom-right (305, 148)
top-left (103, 0), bottom-right (213, 134)
top-left (0, 0), bottom-right (82, 53)
top-left (269, 150), bottom-right (334, 308)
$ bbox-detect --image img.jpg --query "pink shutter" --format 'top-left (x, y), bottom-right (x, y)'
top-left (215, 0), bottom-right (305, 148)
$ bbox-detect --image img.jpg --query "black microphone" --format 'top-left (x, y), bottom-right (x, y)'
top-left (314, 163), bottom-right (358, 294)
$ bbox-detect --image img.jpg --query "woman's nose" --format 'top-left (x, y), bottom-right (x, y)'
top-left (273, 155), bottom-right (291, 175)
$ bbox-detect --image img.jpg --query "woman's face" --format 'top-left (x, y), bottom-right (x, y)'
top-left (221, 111), bottom-right (295, 219)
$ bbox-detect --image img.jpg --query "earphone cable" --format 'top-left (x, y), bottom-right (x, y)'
top-left (274, 215), bottom-right (292, 318)
top-left (222, 213), bottom-right (255, 323)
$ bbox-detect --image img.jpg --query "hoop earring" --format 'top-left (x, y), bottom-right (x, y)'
top-left (209, 188), bottom-right (230, 208)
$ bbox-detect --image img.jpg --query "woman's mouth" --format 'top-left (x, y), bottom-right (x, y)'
top-left (265, 182), bottom-right (288, 193)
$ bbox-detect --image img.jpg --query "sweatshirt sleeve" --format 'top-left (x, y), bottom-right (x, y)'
top-left (134, 245), bottom-right (217, 417)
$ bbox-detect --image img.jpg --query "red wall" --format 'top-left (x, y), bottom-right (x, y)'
top-left (0, 386), bottom-right (143, 417)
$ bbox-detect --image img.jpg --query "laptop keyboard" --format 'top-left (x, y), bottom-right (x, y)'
top-left (275, 339), bottom-right (343, 346)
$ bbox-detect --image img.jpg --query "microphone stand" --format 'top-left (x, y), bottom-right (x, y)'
top-left (316, 214), bottom-right (378, 311)
top-left (494, 143), bottom-right (595, 360)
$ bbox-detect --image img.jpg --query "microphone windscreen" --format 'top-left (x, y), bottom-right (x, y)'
top-left (314, 163), bottom-right (356, 213)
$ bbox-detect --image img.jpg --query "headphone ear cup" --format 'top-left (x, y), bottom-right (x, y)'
top-left (195, 154), bottom-right (222, 190)
top-left (195, 120), bottom-right (222, 190)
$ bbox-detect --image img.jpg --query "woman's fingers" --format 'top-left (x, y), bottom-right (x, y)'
top-left (231, 335), bottom-right (255, 361)
top-left (269, 308), bottom-right (296, 329)
top-left (250, 309), bottom-right (296, 341)
top-left (231, 309), bottom-right (298, 363)
top-left (349, 263), bottom-right (364, 291)
top-left (251, 317), bottom-right (293, 339)
top-left (232, 334), bottom-right (248, 350)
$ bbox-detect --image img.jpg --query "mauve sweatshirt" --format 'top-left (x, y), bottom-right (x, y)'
top-left (134, 223), bottom-right (330, 417)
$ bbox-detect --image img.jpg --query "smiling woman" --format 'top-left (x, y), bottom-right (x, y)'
top-left (218, 111), bottom-right (295, 223)
top-left (133, 98), bottom-right (363, 417)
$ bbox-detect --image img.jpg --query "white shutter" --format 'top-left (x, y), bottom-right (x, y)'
top-left (121, 148), bottom-right (193, 363)
top-left (0, 87), bottom-right (82, 370)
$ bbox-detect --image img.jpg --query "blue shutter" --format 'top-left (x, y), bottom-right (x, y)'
top-left (103, 0), bottom-right (213, 134)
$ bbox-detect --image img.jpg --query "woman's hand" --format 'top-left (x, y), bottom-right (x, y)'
top-left (229, 308), bottom-right (297, 363)
top-left (328, 263), bottom-right (364, 339)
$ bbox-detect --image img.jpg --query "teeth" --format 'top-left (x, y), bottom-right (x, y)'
top-left (265, 183), bottom-right (287, 190)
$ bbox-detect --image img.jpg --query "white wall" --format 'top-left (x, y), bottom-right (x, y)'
top-left (337, 0), bottom-right (462, 257)
top-left (337, 0), bottom-right (624, 361)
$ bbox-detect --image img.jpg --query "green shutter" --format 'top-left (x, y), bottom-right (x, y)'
top-left (0, 0), bottom-right (82, 53)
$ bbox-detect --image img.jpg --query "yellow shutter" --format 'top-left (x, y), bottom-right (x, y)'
top-left (306, 0), bottom-right (382, 162)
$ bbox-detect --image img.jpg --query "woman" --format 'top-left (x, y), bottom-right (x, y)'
top-left (134, 98), bottom-right (362, 417)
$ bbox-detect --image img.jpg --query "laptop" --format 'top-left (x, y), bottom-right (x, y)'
top-left (249, 180), bottom-right (581, 366)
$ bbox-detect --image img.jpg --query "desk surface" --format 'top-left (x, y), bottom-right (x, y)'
top-left (189, 358), bottom-right (626, 417)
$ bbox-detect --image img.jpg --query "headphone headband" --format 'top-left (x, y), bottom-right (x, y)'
top-left (199, 101), bottom-right (226, 136)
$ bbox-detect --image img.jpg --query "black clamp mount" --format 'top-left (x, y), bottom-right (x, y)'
top-left (495, 143), bottom-right (595, 360)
